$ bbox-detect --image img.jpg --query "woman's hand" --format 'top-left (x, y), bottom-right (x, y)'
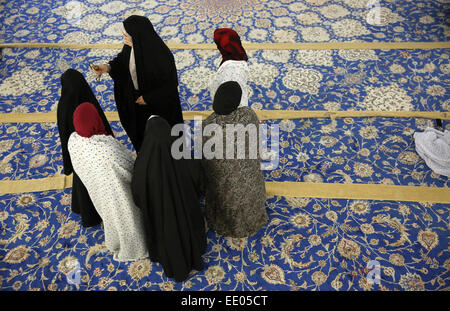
top-left (91, 64), bottom-right (109, 78)
top-left (136, 96), bottom-right (147, 106)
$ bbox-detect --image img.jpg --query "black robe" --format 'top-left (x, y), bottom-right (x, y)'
top-left (131, 116), bottom-right (206, 282)
top-left (109, 15), bottom-right (184, 152)
top-left (57, 68), bottom-right (113, 227)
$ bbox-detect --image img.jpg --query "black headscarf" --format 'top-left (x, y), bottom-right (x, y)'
top-left (109, 15), bottom-right (183, 152)
top-left (131, 116), bottom-right (206, 282)
top-left (57, 68), bottom-right (113, 227)
top-left (123, 15), bottom-right (175, 90)
top-left (212, 81), bottom-right (242, 115)
top-left (57, 68), bottom-right (113, 175)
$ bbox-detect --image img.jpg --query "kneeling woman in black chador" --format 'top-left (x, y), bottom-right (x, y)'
top-left (92, 15), bottom-right (183, 152)
top-left (131, 116), bottom-right (206, 282)
top-left (57, 68), bottom-right (114, 227)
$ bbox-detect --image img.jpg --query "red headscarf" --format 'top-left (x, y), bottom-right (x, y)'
top-left (73, 102), bottom-right (109, 138)
top-left (213, 28), bottom-right (248, 66)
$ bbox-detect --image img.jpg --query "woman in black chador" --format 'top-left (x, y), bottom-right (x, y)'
top-left (92, 15), bottom-right (183, 152)
top-left (57, 68), bottom-right (113, 227)
top-left (131, 116), bottom-right (206, 282)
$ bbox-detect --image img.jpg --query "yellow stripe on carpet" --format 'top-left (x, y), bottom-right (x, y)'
top-left (0, 110), bottom-right (449, 123)
top-left (0, 175), bottom-right (72, 194)
top-left (1, 41), bottom-right (450, 50)
top-left (265, 182), bottom-right (450, 204)
top-left (1, 175), bottom-right (449, 203)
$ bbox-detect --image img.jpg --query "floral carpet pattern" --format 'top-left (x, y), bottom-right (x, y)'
top-left (0, 0), bottom-right (449, 291)
top-left (0, 47), bottom-right (449, 113)
top-left (1, 0), bottom-right (449, 44)
top-left (2, 119), bottom-right (450, 189)
top-left (262, 117), bottom-right (450, 187)
top-left (1, 191), bottom-right (449, 291)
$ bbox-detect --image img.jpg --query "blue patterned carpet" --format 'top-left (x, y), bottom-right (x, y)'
top-left (2, 118), bottom-right (450, 187)
top-left (1, 47), bottom-right (449, 113)
top-left (1, 0), bottom-right (449, 43)
top-left (0, 0), bottom-right (449, 291)
top-left (1, 191), bottom-right (449, 291)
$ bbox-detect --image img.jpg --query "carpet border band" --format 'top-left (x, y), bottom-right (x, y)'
top-left (0, 111), bottom-right (449, 123)
top-left (1, 175), bottom-right (449, 203)
top-left (1, 41), bottom-right (450, 50)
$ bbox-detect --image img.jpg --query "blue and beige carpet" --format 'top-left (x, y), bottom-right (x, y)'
top-left (0, 0), bottom-right (449, 291)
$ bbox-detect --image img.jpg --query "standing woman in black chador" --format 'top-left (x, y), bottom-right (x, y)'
top-left (131, 116), bottom-right (206, 282)
top-left (57, 68), bottom-right (113, 227)
top-left (92, 15), bottom-right (183, 152)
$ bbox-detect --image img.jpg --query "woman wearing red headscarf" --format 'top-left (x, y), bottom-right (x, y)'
top-left (58, 68), bottom-right (113, 228)
top-left (68, 102), bottom-right (148, 261)
top-left (209, 28), bottom-right (250, 108)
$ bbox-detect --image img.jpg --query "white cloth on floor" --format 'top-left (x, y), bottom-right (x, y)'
top-left (208, 60), bottom-right (249, 107)
top-left (68, 133), bottom-right (148, 261)
top-left (414, 127), bottom-right (450, 177)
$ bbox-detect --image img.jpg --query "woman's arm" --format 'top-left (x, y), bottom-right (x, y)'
top-left (108, 50), bottom-right (126, 81)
